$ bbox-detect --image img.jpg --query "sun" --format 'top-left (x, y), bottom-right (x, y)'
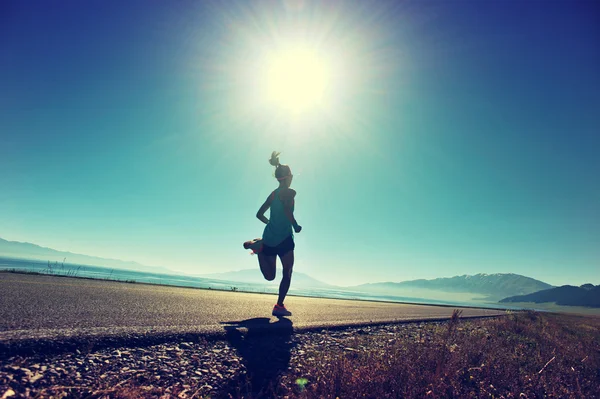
top-left (262, 47), bottom-right (332, 114)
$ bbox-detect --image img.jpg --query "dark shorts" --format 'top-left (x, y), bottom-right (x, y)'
top-left (262, 235), bottom-right (295, 257)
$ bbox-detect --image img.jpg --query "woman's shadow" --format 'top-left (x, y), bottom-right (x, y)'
top-left (218, 317), bottom-right (294, 398)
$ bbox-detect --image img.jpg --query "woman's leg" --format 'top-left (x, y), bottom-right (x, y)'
top-left (277, 250), bottom-right (294, 306)
top-left (257, 252), bottom-right (277, 281)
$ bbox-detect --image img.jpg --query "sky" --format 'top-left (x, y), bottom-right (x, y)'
top-left (1, 0), bottom-right (598, 287)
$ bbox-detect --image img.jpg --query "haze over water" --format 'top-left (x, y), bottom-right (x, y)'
top-left (0, 257), bottom-right (521, 310)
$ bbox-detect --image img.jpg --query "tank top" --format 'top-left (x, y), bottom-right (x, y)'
top-left (262, 187), bottom-right (294, 247)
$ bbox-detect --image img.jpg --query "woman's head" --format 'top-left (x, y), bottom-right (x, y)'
top-left (269, 151), bottom-right (293, 187)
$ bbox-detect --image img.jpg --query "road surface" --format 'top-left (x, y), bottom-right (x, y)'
top-left (0, 273), bottom-right (506, 342)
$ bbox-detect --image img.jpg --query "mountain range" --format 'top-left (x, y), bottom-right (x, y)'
top-left (0, 237), bottom-right (171, 273)
top-left (200, 270), bottom-right (554, 303)
top-left (346, 273), bottom-right (554, 302)
top-left (500, 284), bottom-right (600, 308)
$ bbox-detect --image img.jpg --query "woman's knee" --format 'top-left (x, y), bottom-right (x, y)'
top-left (263, 271), bottom-right (276, 281)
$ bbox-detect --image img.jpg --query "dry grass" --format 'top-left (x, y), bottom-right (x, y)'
top-left (275, 310), bottom-right (600, 399)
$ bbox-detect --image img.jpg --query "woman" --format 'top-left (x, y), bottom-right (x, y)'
top-left (244, 151), bottom-right (302, 317)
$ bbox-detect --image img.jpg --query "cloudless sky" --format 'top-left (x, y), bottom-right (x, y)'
top-left (1, 0), bottom-right (598, 286)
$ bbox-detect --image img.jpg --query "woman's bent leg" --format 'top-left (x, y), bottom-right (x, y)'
top-left (277, 250), bottom-right (294, 306)
top-left (258, 252), bottom-right (277, 281)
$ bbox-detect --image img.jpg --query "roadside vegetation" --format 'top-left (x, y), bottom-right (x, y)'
top-left (199, 311), bottom-right (599, 398)
top-left (0, 264), bottom-right (139, 284)
top-left (272, 310), bottom-right (600, 399)
top-left (1, 258), bottom-right (83, 278)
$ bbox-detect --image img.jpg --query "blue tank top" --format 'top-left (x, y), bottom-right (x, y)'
top-left (262, 188), bottom-right (294, 247)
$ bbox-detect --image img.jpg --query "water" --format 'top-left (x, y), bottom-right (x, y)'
top-left (0, 257), bottom-right (263, 293)
top-left (0, 257), bottom-right (520, 310)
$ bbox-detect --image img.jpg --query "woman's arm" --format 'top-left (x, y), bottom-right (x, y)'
top-left (256, 194), bottom-right (273, 224)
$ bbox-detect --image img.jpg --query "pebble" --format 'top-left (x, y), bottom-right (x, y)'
top-left (1, 389), bottom-right (16, 399)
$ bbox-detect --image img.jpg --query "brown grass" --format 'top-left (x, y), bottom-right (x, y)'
top-left (275, 310), bottom-right (600, 399)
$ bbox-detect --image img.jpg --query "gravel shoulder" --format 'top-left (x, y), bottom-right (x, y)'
top-left (1, 318), bottom-right (481, 398)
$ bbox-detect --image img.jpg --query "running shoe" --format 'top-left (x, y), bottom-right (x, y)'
top-left (243, 238), bottom-right (263, 255)
top-left (272, 304), bottom-right (292, 317)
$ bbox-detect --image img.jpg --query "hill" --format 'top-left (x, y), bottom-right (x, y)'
top-left (0, 237), bottom-right (171, 273)
top-left (500, 284), bottom-right (600, 307)
top-left (347, 273), bottom-right (554, 301)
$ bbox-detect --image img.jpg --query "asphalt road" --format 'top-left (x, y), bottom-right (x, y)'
top-left (0, 273), bottom-right (506, 342)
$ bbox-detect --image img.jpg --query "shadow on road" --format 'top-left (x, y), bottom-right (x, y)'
top-left (219, 317), bottom-right (295, 398)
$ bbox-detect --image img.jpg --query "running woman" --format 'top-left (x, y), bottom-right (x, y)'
top-left (243, 151), bottom-right (302, 317)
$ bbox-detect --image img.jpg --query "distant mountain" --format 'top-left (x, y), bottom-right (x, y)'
top-left (0, 237), bottom-right (171, 273)
top-left (348, 273), bottom-right (554, 301)
top-left (500, 284), bottom-right (600, 308)
top-left (197, 268), bottom-right (334, 289)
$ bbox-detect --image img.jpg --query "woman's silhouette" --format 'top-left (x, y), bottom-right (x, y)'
top-left (244, 151), bottom-right (302, 317)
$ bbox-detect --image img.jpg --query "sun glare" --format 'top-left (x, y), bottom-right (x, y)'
top-left (263, 47), bottom-right (331, 114)
top-left (206, 2), bottom-right (390, 140)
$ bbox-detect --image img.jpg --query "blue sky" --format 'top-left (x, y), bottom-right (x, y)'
top-left (1, 0), bottom-right (598, 286)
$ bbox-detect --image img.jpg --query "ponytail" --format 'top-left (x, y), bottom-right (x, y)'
top-left (269, 151), bottom-right (281, 168)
